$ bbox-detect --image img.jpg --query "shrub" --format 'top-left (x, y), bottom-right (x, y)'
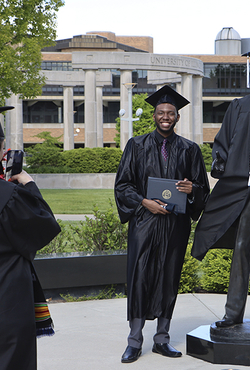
top-left (95, 147), bottom-right (123, 173)
top-left (178, 243), bottom-right (200, 293)
top-left (199, 249), bottom-right (233, 293)
top-left (200, 143), bottom-right (213, 172)
top-left (68, 201), bottom-right (128, 252)
top-left (37, 203), bottom-right (127, 255)
top-left (61, 147), bottom-right (122, 173)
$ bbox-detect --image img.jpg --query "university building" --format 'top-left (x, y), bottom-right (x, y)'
top-left (4, 28), bottom-right (250, 151)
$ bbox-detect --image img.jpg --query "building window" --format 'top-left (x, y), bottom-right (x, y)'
top-left (101, 69), bottom-right (156, 96)
top-left (42, 85), bottom-right (63, 95)
top-left (132, 70), bottom-right (156, 94)
top-left (73, 86), bottom-right (84, 95)
top-left (41, 85), bottom-right (84, 96)
top-left (23, 101), bottom-right (62, 123)
top-left (103, 102), bottom-right (120, 123)
top-left (74, 102), bottom-right (84, 123)
top-left (41, 61), bottom-right (79, 71)
top-left (203, 101), bottom-right (230, 123)
top-left (203, 63), bottom-right (248, 96)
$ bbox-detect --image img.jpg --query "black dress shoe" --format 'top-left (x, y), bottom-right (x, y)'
top-left (121, 346), bottom-right (142, 363)
top-left (152, 343), bottom-right (182, 358)
top-left (215, 318), bottom-right (238, 327)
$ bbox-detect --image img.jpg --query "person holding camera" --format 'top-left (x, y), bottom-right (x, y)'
top-left (0, 106), bottom-right (61, 370)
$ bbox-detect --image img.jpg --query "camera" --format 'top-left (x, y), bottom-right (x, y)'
top-left (5, 150), bottom-right (24, 181)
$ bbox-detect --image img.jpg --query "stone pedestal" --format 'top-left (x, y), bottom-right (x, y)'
top-left (187, 321), bottom-right (250, 366)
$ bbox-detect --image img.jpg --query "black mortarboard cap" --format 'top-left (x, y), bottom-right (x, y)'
top-left (0, 106), bottom-right (14, 138)
top-left (145, 85), bottom-right (190, 110)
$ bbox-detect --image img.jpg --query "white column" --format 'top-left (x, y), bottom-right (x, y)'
top-left (180, 74), bottom-right (193, 141)
top-left (63, 86), bottom-right (74, 150)
top-left (5, 94), bottom-right (23, 150)
top-left (120, 70), bottom-right (132, 151)
top-left (192, 76), bottom-right (203, 144)
top-left (175, 82), bottom-right (182, 136)
top-left (85, 70), bottom-right (97, 148)
top-left (96, 86), bottom-right (103, 147)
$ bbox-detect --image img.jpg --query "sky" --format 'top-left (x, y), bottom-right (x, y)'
top-left (56, 0), bottom-right (250, 55)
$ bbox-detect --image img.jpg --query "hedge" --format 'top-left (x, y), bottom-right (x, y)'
top-left (25, 146), bottom-right (123, 174)
top-left (25, 132), bottom-right (213, 174)
top-left (61, 147), bottom-right (123, 173)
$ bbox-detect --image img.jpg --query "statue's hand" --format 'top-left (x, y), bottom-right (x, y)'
top-left (211, 151), bottom-right (225, 178)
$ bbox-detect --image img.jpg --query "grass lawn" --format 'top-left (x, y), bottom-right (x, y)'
top-left (40, 189), bottom-right (115, 214)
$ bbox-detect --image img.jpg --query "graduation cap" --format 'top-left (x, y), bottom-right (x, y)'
top-left (145, 85), bottom-right (190, 111)
top-left (0, 106), bottom-right (14, 138)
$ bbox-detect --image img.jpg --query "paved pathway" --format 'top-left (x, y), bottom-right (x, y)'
top-left (37, 294), bottom-right (250, 370)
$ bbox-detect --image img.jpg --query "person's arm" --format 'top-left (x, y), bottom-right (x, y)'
top-left (184, 144), bottom-right (210, 221)
top-left (0, 180), bottom-right (61, 261)
top-left (115, 139), bottom-right (145, 223)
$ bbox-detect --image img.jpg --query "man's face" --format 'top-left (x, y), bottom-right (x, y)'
top-left (153, 103), bottom-right (180, 137)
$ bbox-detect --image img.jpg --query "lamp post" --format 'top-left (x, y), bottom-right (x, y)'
top-left (120, 82), bottom-right (139, 139)
top-left (242, 52), bottom-right (250, 88)
top-left (119, 108), bottom-right (143, 140)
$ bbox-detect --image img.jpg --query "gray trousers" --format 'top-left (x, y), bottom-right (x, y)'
top-left (225, 190), bottom-right (250, 323)
top-left (127, 317), bottom-right (170, 348)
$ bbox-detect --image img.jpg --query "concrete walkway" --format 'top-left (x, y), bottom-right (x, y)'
top-left (37, 293), bottom-right (250, 370)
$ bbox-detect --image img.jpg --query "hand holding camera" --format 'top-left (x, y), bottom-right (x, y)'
top-left (5, 150), bottom-right (34, 184)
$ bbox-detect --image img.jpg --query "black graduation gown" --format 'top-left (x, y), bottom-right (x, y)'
top-left (0, 180), bottom-right (61, 370)
top-left (115, 130), bottom-right (209, 321)
top-left (192, 96), bottom-right (250, 261)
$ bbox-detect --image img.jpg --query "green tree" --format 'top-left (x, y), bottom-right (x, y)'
top-left (0, 0), bottom-right (64, 104)
top-left (25, 131), bottom-right (63, 170)
top-left (115, 93), bottom-right (155, 146)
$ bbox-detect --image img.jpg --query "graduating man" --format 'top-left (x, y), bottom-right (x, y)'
top-left (115, 85), bottom-right (209, 363)
top-left (192, 94), bottom-right (250, 328)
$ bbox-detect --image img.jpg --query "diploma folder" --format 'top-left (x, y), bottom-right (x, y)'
top-left (147, 177), bottom-right (187, 214)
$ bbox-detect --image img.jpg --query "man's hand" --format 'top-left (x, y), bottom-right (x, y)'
top-left (142, 198), bottom-right (170, 214)
top-left (176, 178), bottom-right (193, 194)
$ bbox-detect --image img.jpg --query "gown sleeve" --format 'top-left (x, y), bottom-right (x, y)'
top-left (0, 181), bottom-right (61, 261)
top-left (211, 99), bottom-right (240, 178)
top-left (115, 138), bottom-right (144, 224)
top-left (187, 143), bottom-right (210, 221)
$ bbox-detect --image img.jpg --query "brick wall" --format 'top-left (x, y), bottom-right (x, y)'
top-left (203, 128), bottom-right (219, 143)
top-left (116, 36), bottom-right (153, 53)
top-left (24, 126), bottom-right (218, 145)
top-left (24, 127), bottom-right (118, 144)
top-left (42, 53), bottom-right (72, 61)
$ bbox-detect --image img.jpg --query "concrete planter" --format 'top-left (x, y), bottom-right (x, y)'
top-left (34, 251), bottom-right (127, 290)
